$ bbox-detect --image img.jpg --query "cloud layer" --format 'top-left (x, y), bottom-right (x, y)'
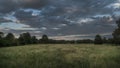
top-left (0, 0), bottom-right (119, 40)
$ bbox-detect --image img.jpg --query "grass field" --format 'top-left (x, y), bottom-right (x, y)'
top-left (0, 44), bottom-right (120, 68)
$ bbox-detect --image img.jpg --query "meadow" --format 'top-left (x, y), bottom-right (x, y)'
top-left (0, 44), bottom-right (120, 68)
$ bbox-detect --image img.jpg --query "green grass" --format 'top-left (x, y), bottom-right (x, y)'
top-left (0, 44), bottom-right (120, 68)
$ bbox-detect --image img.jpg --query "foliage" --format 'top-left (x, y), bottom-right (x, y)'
top-left (0, 32), bottom-right (95, 47)
top-left (0, 32), bottom-right (4, 38)
top-left (112, 19), bottom-right (120, 45)
top-left (94, 34), bottom-right (103, 44)
top-left (40, 34), bottom-right (49, 44)
top-left (18, 32), bottom-right (32, 45)
top-left (31, 36), bottom-right (38, 44)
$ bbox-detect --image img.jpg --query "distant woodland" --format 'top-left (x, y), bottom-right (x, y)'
top-left (0, 19), bottom-right (120, 47)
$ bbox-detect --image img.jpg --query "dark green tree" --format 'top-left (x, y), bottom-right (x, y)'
top-left (103, 37), bottom-right (107, 43)
top-left (113, 31), bottom-right (120, 44)
top-left (5, 33), bottom-right (18, 46)
top-left (112, 28), bottom-right (120, 44)
top-left (31, 36), bottom-right (38, 44)
top-left (18, 34), bottom-right (25, 45)
top-left (112, 19), bottom-right (120, 44)
top-left (18, 32), bottom-right (32, 45)
top-left (0, 32), bottom-right (4, 38)
top-left (5, 33), bottom-right (15, 40)
top-left (94, 34), bottom-right (103, 44)
top-left (40, 34), bottom-right (49, 43)
top-left (0, 32), bottom-right (4, 47)
top-left (116, 19), bottom-right (120, 28)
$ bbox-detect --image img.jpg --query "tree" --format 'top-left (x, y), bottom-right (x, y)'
top-left (31, 36), bottom-right (38, 44)
top-left (18, 32), bottom-right (32, 45)
top-left (94, 34), bottom-right (103, 44)
top-left (18, 34), bottom-right (25, 45)
top-left (4, 33), bottom-right (18, 46)
top-left (103, 37), bottom-right (107, 43)
top-left (116, 19), bottom-right (120, 28)
top-left (0, 32), bottom-right (4, 38)
top-left (40, 34), bottom-right (49, 43)
top-left (112, 19), bottom-right (120, 44)
top-left (5, 33), bottom-right (15, 41)
top-left (0, 32), bottom-right (4, 47)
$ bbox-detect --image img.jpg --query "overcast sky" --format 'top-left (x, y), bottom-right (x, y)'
top-left (0, 0), bottom-right (120, 40)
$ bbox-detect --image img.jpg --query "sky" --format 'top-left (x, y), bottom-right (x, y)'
top-left (0, 0), bottom-right (120, 40)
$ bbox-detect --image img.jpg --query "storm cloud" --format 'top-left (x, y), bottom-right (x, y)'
top-left (0, 0), bottom-right (49, 13)
top-left (0, 0), bottom-right (119, 40)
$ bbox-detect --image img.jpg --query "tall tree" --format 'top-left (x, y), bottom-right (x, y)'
top-left (103, 37), bottom-right (107, 43)
top-left (18, 34), bottom-right (25, 45)
top-left (18, 32), bottom-right (32, 45)
top-left (112, 19), bottom-right (120, 44)
top-left (31, 36), bottom-right (38, 44)
top-left (116, 19), bottom-right (120, 28)
top-left (5, 33), bottom-right (17, 46)
top-left (5, 33), bottom-right (15, 41)
top-left (40, 34), bottom-right (49, 43)
top-left (94, 34), bottom-right (103, 44)
top-left (0, 32), bottom-right (4, 38)
top-left (0, 32), bottom-right (4, 47)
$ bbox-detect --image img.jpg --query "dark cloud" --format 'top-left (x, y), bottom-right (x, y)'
top-left (0, 0), bottom-right (119, 39)
top-left (0, 0), bottom-right (115, 13)
top-left (14, 9), bottom-right (33, 20)
top-left (21, 0), bottom-right (49, 9)
top-left (0, 0), bottom-right (18, 13)
top-left (0, 18), bottom-right (12, 23)
top-left (0, 0), bottom-right (49, 13)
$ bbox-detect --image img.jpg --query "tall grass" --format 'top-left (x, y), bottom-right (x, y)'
top-left (0, 44), bottom-right (120, 68)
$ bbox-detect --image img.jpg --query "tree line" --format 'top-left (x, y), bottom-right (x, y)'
top-left (0, 19), bottom-right (120, 47)
top-left (94, 18), bottom-right (120, 45)
top-left (0, 32), bottom-right (94, 47)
